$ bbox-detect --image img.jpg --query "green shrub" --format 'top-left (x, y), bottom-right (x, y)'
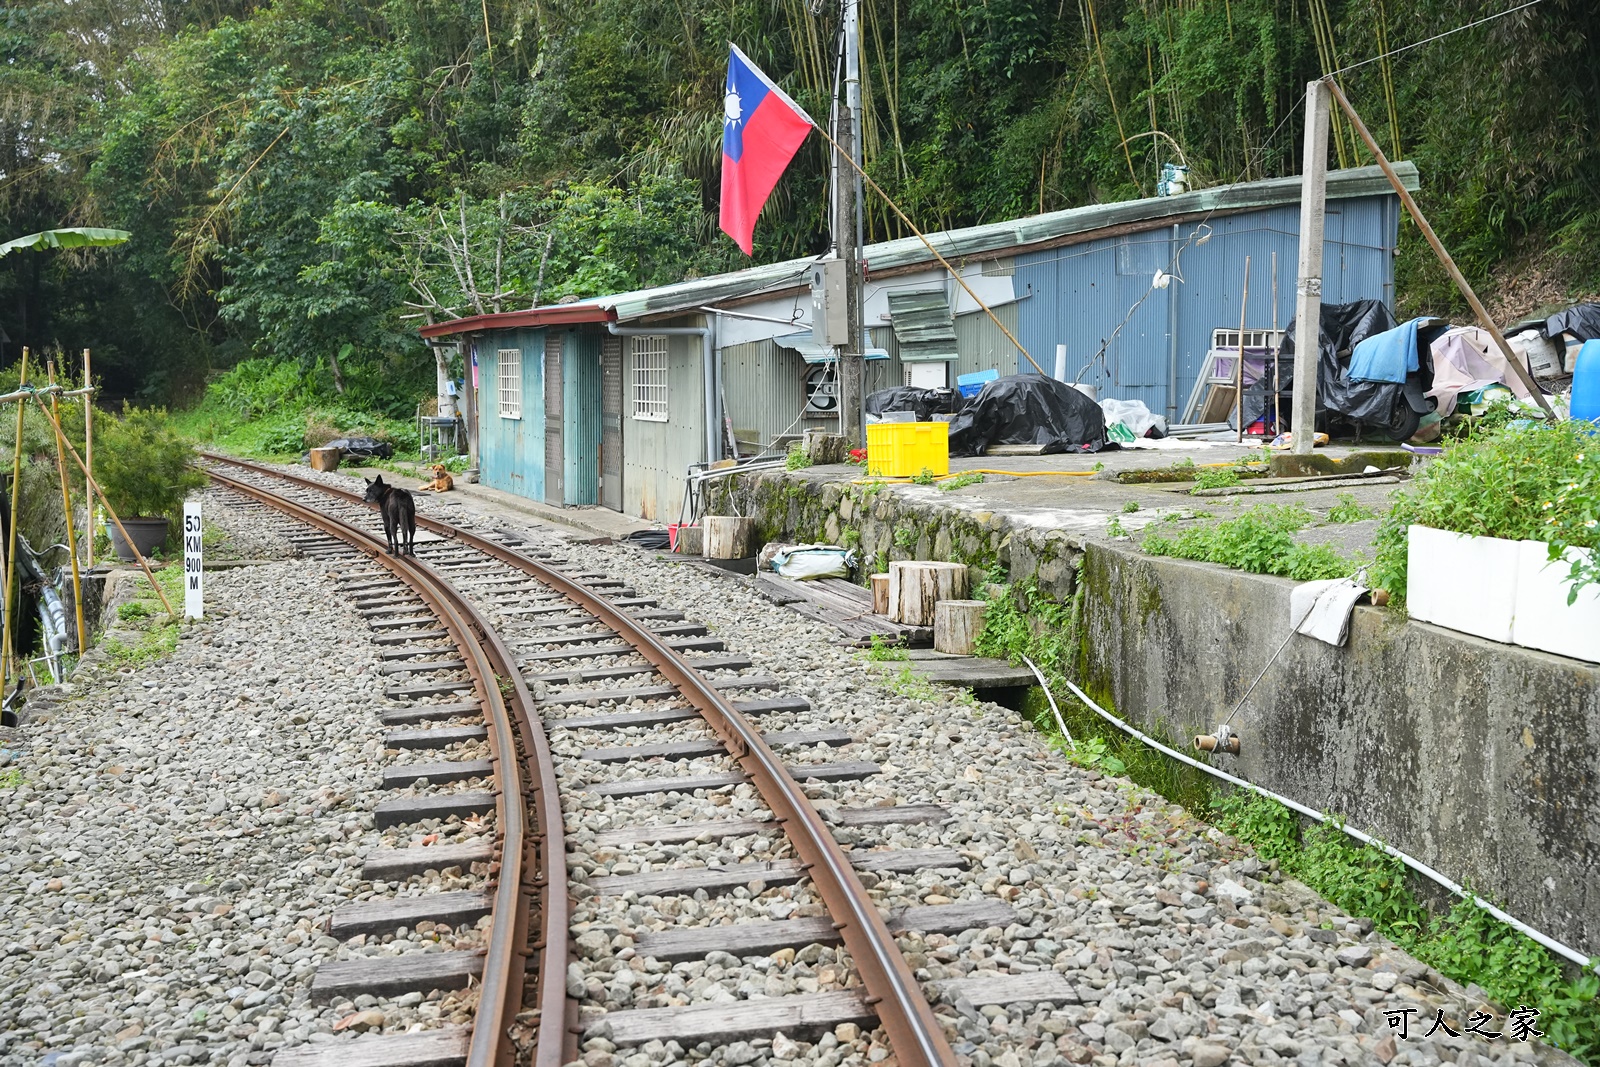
top-left (1142, 504), bottom-right (1358, 580)
top-left (95, 407), bottom-right (206, 519)
top-left (1371, 420), bottom-right (1599, 603)
top-left (1191, 467), bottom-right (1241, 493)
top-left (1327, 492), bottom-right (1376, 523)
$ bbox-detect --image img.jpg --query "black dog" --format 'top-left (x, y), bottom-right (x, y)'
top-left (363, 475), bottom-right (416, 555)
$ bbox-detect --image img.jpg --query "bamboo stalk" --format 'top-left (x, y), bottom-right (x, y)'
top-left (3, 350), bottom-right (28, 685)
top-left (1322, 77), bottom-right (1555, 419)
top-left (810, 123), bottom-right (1047, 376)
top-left (46, 362), bottom-right (86, 657)
top-left (31, 397), bottom-right (175, 617)
top-left (83, 349), bottom-right (93, 570)
top-left (1236, 257), bottom-right (1250, 443)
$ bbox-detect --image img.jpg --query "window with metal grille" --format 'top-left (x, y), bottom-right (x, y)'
top-left (497, 349), bottom-right (522, 419)
top-left (1211, 328), bottom-right (1283, 351)
top-left (631, 336), bottom-right (669, 421)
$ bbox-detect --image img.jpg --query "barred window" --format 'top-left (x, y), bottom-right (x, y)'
top-left (631, 336), bottom-right (669, 421)
top-left (497, 348), bottom-right (522, 419)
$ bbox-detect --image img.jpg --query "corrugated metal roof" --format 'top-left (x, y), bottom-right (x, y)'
top-left (424, 163), bottom-right (1419, 334)
top-left (888, 289), bottom-right (958, 361)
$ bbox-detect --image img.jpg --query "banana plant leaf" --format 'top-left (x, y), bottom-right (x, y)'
top-left (0, 228), bottom-right (131, 258)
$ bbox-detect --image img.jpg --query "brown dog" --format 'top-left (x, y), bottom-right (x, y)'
top-left (417, 464), bottom-right (454, 493)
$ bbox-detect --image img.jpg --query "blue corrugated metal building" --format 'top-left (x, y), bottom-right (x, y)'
top-left (422, 163), bottom-right (1415, 520)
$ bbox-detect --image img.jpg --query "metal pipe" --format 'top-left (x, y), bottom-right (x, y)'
top-left (1054, 675), bottom-right (1594, 971)
top-left (1166, 223), bottom-right (1180, 421)
top-left (606, 322), bottom-right (718, 468)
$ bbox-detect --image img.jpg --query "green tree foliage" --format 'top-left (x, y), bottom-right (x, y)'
top-left (2, 0), bottom-right (1599, 404)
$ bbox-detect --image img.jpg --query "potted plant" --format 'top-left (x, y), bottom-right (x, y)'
top-left (94, 407), bottom-right (206, 561)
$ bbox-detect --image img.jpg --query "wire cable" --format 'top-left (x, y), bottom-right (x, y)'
top-left (1327, 0), bottom-right (1546, 78)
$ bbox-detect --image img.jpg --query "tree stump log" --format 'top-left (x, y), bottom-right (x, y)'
top-left (934, 600), bottom-right (987, 655)
top-left (704, 516), bottom-right (757, 559)
top-left (309, 447), bottom-right (342, 472)
top-left (887, 561), bottom-right (969, 626)
top-left (673, 526), bottom-right (704, 555)
top-left (869, 574), bottom-right (891, 615)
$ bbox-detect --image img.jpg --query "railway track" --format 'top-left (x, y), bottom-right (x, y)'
top-left (202, 455), bottom-right (1057, 1067)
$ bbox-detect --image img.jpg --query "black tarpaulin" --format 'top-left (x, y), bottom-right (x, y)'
top-left (864, 387), bottom-right (964, 421)
top-left (1546, 303), bottom-right (1600, 342)
top-left (947, 374), bottom-right (1110, 456)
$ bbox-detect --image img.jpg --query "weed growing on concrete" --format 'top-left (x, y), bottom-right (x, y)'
top-left (910, 468), bottom-right (937, 485)
top-left (1105, 516), bottom-right (1128, 538)
top-left (864, 634), bottom-right (908, 661)
top-left (1215, 790), bottom-right (1600, 1059)
top-left (1141, 503), bottom-right (1357, 581)
top-left (1327, 492), bottom-right (1377, 523)
top-left (939, 472), bottom-right (985, 491)
top-left (893, 526), bottom-right (916, 550)
top-left (784, 443), bottom-right (813, 471)
top-left (1191, 467), bottom-right (1241, 493)
top-left (1121, 500), bottom-right (1140, 513)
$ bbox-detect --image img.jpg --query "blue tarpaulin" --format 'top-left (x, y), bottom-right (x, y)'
top-left (1348, 317), bottom-right (1425, 383)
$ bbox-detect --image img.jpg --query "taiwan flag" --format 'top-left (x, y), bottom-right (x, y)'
top-left (720, 45), bottom-right (814, 255)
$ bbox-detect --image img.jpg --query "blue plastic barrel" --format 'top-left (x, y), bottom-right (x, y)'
top-left (1574, 339), bottom-right (1600, 421)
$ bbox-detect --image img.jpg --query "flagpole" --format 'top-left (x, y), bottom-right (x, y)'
top-left (812, 122), bottom-right (1047, 377)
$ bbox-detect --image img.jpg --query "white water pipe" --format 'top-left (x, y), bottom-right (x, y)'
top-left (1053, 675), bottom-right (1594, 971)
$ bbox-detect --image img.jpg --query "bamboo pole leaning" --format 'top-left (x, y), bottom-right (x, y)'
top-left (1236, 257), bottom-right (1250, 443)
top-left (46, 361), bottom-right (87, 657)
top-left (2, 350), bottom-right (29, 685)
top-left (31, 396), bottom-right (175, 618)
top-left (83, 349), bottom-right (93, 569)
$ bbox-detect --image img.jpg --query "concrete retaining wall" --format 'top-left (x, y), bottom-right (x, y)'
top-left (729, 468), bottom-right (1600, 957)
top-left (1080, 545), bottom-right (1600, 957)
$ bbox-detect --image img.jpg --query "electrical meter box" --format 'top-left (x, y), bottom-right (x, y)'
top-left (810, 259), bottom-right (848, 347)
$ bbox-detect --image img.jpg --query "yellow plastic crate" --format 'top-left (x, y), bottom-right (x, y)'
top-left (866, 421), bottom-right (949, 478)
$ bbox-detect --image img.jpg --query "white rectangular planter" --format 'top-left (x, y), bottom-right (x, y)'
top-left (1406, 525), bottom-right (1520, 643)
top-left (1511, 541), bottom-right (1600, 663)
top-left (1407, 524), bottom-right (1600, 663)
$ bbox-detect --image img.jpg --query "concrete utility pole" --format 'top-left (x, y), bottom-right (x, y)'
top-left (834, 0), bottom-right (866, 445)
top-left (1291, 79), bottom-right (1329, 455)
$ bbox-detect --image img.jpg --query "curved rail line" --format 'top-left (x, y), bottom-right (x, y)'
top-left (205, 467), bottom-right (558, 1067)
top-left (203, 451), bottom-right (958, 1067)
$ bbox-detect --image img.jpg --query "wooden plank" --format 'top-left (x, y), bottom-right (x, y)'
top-left (385, 678), bottom-right (474, 700)
top-left (357, 602), bottom-right (428, 618)
top-left (590, 859), bottom-right (804, 897)
top-left (847, 847), bottom-right (967, 872)
top-left (375, 629), bottom-right (449, 646)
top-left (525, 654), bottom-right (751, 685)
top-left (383, 760), bottom-right (494, 789)
top-left (587, 990), bottom-right (874, 1046)
top-left (526, 623), bottom-right (709, 647)
top-left (329, 890), bottom-right (490, 939)
top-left (369, 615), bottom-right (438, 630)
top-left (576, 773), bottom-right (747, 798)
top-left (373, 791), bottom-right (494, 828)
top-left (635, 901), bottom-right (1018, 961)
top-left (984, 443), bottom-right (1051, 456)
top-left (271, 1027), bottom-right (469, 1067)
top-left (380, 644), bottom-right (458, 661)
top-left (362, 842), bottom-right (493, 881)
top-left (830, 804), bottom-right (950, 827)
top-left (788, 760), bottom-right (880, 782)
top-left (932, 971), bottom-right (1080, 1007)
top-left (590, 818), bottom-right (773, 848)
top-left (751, 573), bottom-right (933, 647)
top-left (380, 702), bottom-right (481, 726)
top-left (902, 650), bottom-right (1034, 688)
top-left (522, 636), bottom-right (724, 664)
top-left (381, 659), bottom-right (467, 676)
top-left (384, 725), bottom-right (488, 750)
top-left (557, 696), bottom-right (808, 732)
top-left (310, 952), bottom-right (482, 1004)
top-left (336, 579), bottom-right (405, 594)
top-left (544, 673), bottom-right (781, 707)
top-left (578, 729), bottom-right (852, 764)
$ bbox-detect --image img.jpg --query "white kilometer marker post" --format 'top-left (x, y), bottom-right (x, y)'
top-left (183, 501), bottom-right (203, 619)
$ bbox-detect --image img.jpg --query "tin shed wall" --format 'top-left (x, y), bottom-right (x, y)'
top-left (561, 326), bottom-right (603, 506)
top-left (721, 337), bottom-right (823, 453)
top-left (1013, 194), bottom-right (1398, 419)
top-left (622, 331), bottom-right (704, 521)
top-left (474, 328), bottom-right (545, 501)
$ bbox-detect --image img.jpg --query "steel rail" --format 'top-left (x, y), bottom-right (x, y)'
top-left (202, 453), bottom-right (958, 1067)
top-left (204, 468), bottom-right (550, 1067)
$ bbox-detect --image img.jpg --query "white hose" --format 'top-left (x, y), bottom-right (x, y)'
top-left (1053, 675), bottom-right (1595, 971)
